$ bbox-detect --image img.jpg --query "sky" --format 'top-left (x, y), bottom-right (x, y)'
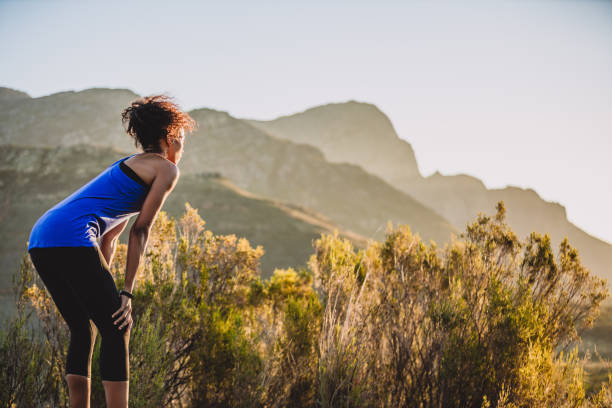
top-left (1, 0), bottom-right (611, 244)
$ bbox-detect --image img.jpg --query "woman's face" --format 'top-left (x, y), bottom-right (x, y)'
top-left (166, 128), bottom-right (185, 164)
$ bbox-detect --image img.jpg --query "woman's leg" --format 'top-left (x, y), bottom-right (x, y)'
top-left (30, 246), bottom-right (131, 408)
top-left (66, 375), bottom-right (92, 408)
top-left (29, 248), bottom-right (97, 408)
top-left (59, 246), bottom-right (131, 408)
top-left (103, 380), bottom-right (129, 408)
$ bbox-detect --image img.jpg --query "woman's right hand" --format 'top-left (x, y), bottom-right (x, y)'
top-left (112, 294), bottom-right (133, 331)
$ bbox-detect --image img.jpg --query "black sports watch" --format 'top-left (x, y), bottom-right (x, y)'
top-left (119, 290), bottom-right (134, 299)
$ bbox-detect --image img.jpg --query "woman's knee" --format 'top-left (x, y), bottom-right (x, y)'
top-left (68, 320), bottom-right (97, 352)
top-left (99, 320), bottom-right (130, 342)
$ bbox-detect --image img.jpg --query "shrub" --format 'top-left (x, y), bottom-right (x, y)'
top-left (3, 200), bottom-right (610, 408)
top-left (309, 201), bottom-right (609, 408)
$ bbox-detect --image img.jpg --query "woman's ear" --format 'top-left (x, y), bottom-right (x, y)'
top-left (160, 135), bottom-right (170, 150)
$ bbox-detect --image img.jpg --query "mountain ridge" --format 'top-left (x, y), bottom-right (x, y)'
top-left (243, 99), bottom-right (612, 283)
top-left (2, 86), bottom-right (607, 284)
top-left (0, 86), bottom-right (458, 260)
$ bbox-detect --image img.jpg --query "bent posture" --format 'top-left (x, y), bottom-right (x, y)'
top-left (27, 95), bottom-right (196, 408)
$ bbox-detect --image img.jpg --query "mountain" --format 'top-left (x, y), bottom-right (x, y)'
top-left (245, 100), bottom-right (421, 185)
top-left (0, 87), bottom-right (138, 150)
top-left (0, 88), bottom-right (459, 247)
top-left (6, 87), bottom-right (605, 282)
top-left (178, 107), bottom-right (457, 244)
top-left (0, 87), bottom-right (30, 104)
top-left (0, 144), bottom-right (369, 319)
top-left (243, 101), bottom-right (612, 284)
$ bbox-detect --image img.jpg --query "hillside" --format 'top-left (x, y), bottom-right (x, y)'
top-left (244, 102), bottom-right (612, 284)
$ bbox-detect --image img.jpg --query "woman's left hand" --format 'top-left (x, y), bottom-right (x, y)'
top-left (112, 294), bottom-right (133, 331)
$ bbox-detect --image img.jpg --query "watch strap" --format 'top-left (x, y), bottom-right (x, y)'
top-left (119, 290), bottom-right (134, 299)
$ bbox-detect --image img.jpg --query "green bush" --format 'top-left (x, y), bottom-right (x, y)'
top-left (2, 200), bottom-right (611, 407)
top-left (0, 314), bottom-right (58, 407)
top-left (309, 201), bottom-right (610, 408)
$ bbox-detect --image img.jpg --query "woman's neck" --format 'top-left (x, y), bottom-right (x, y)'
top-left (143, 149), bottom-right (167, 157)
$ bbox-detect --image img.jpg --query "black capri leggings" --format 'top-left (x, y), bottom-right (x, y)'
top-left (28, 246), bottom-right (130, 381)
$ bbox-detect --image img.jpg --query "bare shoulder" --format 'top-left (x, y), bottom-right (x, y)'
top-left (157, 159), bottom-right (179, 180)
top-left (149, 158), bottom-right (179, 190)
top-left (124, 154), bottom-right (179, 187)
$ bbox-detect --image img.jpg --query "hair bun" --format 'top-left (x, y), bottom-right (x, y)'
top-left (121, 94), bottom-right (197, 151)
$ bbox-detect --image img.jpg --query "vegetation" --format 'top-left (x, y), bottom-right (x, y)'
top-left (1, 201), bottom-right (611, 407)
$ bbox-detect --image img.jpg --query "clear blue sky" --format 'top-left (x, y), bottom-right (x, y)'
top-left (1, 0), bottom-right (611, 244)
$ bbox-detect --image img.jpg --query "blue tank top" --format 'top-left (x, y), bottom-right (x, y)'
top-left (28, 154), bottom-right (151, 250)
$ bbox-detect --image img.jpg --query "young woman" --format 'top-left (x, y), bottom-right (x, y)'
top-left (27, 95), bottom-right (196, 408)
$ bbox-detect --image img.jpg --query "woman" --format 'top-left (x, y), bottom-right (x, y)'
top-left (27, 95), bottom-right (196, 408)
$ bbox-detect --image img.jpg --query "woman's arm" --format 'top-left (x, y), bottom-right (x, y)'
top-left (122, 163), bottom-right (179, 293)
top-left (113, 162), bottom-right (179, 331)
top-left (99, 219), bottom-right (129, 266)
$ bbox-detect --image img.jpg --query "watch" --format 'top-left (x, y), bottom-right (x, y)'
top-left (119, 290), bottom-right (134, 299)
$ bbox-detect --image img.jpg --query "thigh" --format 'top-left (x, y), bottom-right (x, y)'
top-left (29, 247), bottom-right (92, 329)
top-left (60, 246), bottom-right (124, 334)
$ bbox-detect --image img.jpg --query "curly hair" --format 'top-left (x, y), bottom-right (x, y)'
top-left (121, 94), bottom-right (197, 152)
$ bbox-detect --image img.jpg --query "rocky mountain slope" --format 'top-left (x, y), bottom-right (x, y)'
top-left (245, 100), bottom-right (422, 185)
